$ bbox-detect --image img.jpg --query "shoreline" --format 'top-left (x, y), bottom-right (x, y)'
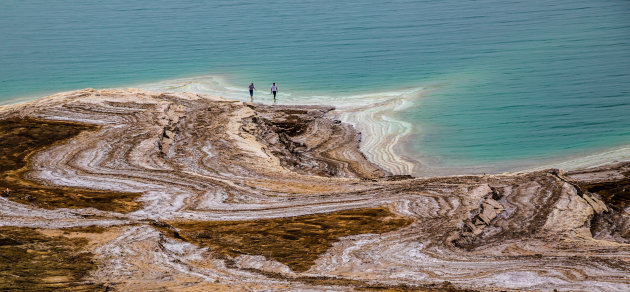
top-left (2, 83), bottom-right (630, 177)
top-left (132, 75), bottom-right (630, 176)
top-left (0, 88), bottom-right (629, 290)
top-left (134, 75), bottom-right (426, 175)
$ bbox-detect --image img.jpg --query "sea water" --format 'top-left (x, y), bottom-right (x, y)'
top-left (1, 0), bottom-right (629, 174)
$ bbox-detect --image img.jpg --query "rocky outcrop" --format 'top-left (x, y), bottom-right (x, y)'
top-left (241, 105), bottom-right (387, 179)
top-left (564, 163), bottom-right (630, 244)
top-left (457, 188), bottom-right (505, 242)
top-left (158, 102), bottom-right (186, 156)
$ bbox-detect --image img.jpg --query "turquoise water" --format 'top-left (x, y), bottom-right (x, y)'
top-left (1, 0), bottom-right (630, 171)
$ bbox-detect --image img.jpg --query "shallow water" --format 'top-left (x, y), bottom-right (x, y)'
top-left (1, 0), bottom-right (629, 173)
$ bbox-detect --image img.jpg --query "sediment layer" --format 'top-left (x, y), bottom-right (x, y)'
top-left (0, 88), bottom-right (628, 291)
top-left (0, 118), bottom-right (142, 213)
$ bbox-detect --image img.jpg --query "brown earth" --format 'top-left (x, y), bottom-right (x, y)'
top-left (0, 89), bottom-right (628, 291)
top-left (0, 118), bottom-right (142, 213)
top-left (0, 226), bottom-right (102, 291)
top-left (162, 207), bottom-right (413, 272)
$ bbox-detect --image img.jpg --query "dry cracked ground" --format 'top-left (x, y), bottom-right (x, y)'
top-left (0, 89), bottom-right (629, 291)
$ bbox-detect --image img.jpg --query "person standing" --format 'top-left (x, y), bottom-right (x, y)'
top-left (248, 82), bottom-right (256, 103)
top-left (270, 82), bottom-right (278, 103)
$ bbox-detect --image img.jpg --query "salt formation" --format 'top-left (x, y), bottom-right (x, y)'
top-left (0, 89), bottom-right (628, 291)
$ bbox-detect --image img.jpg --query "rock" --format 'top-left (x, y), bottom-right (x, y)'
top-left (466, 221), bottom-right (484, 236)
top-left (161, 137), bottom-right (174, 153)
top-left (484, 198), bottom-right (503, 209)
top-left (542, 184), bottom-right (595, 233)
top-left (163, 130), bottom-right (175, 139)
top-left (479, 206), bottom-right (497, 225)
top-left (582, 192), bottom-right (608, 214)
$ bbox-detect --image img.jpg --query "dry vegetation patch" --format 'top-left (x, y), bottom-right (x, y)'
top-left (0, 226), bottom-right (102, 291)
top-left (0, 118), bottom-right (142, 213)
top-left (163, 207), bottom-right (413, 272)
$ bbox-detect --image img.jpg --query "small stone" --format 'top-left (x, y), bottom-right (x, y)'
top-left (479, 205), bottom-right (498, 225)
top-left (465, 221), bottom-right (484, 236)
top-left (161, 138), bottom-right (174, 153)
top-left (485, 198), bottom-right (503, 209)
top-left (582, 193), bottom-right (608, 214)
top-left (472, 225), bottom-right (484, 236)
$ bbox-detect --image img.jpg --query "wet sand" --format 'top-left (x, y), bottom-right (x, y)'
top-left (0, 88), bottom-right (629, 291)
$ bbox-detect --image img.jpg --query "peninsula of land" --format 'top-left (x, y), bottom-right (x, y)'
top-left (0, 89), bottom-right (628, 291)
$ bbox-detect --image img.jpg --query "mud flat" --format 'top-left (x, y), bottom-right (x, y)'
top-left (0, 88), bottom-right (629, 291)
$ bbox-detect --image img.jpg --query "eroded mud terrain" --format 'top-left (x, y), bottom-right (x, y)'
top-left (0, 89), bottom-right (628, 291)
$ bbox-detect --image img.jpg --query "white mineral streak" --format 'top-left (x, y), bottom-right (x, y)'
top-left (332, 93), bottom-right (419, 176)
top-left (138, 75), bottom-right (424, 176)
top-left (0, 88), bottom-right (628, 291)
top-left (93, 225), bottom-right (285, 290)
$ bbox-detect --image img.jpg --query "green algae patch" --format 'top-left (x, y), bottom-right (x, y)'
top-left (0, 226), bottom-right (102, 291)
top-left (0, 118), bottom-right (142, 213)
top-left (163, 207), bottom-right (413, 272)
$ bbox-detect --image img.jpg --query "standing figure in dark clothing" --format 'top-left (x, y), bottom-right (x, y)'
top-left (270, 82), bottom-right (278, 103)
top-left (248, 82), bottom-right (256, 103)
